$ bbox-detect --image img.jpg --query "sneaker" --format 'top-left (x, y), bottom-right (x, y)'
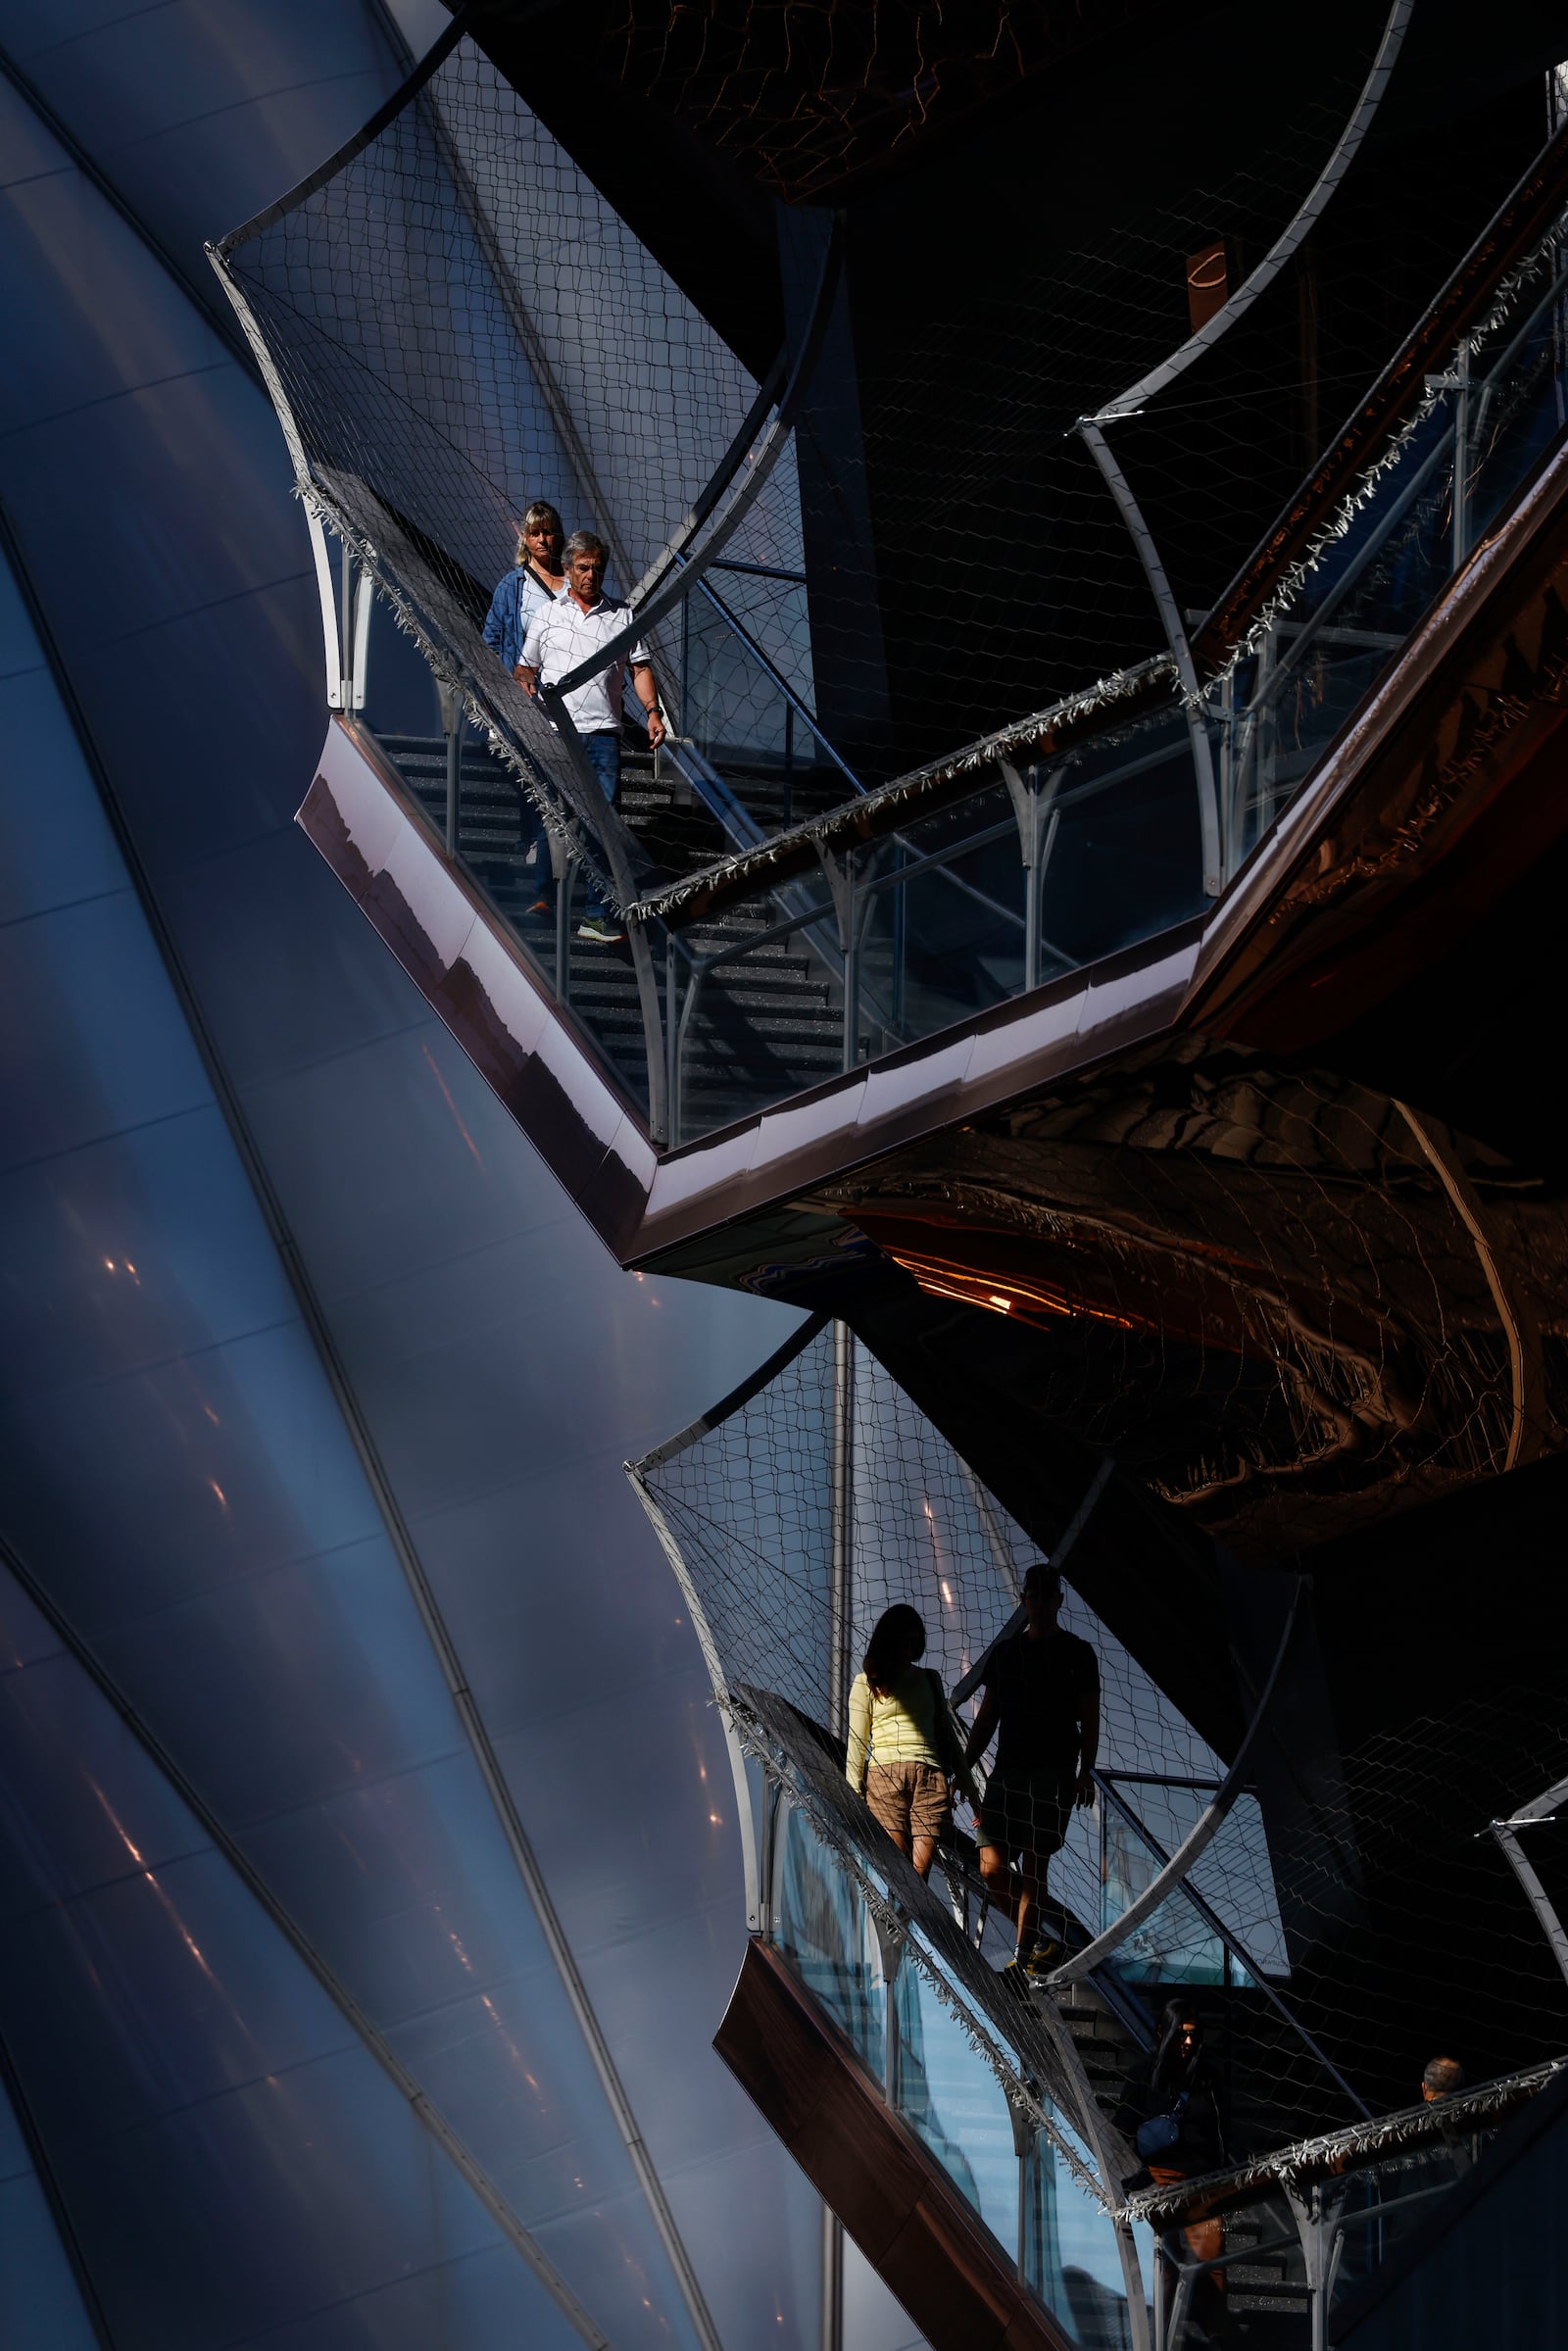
top-left (1025, 1938), bottom-right (1064, 1977)
top-left (576, 916), bottom-right (622, 943)
top-left (526, 896), bottom-right (552, 917)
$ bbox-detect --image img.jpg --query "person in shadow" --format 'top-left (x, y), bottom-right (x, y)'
top-left (1118, 2001), bottom-right (1230, 2339)
top-left (961, 1561), bottom-right (1100, 1984)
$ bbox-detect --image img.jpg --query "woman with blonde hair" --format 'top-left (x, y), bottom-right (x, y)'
top-left (484, 500), bottom-right (565, 676)
top-left (844, 1604), bottom-right (976, 1880)
top-left (482, 500), bottom-right (565, 915)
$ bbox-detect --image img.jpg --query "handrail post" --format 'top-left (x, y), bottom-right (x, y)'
top-left (556, 855), bottom-right (573, 1005)
top-left (1000, 759), bottom-right (1064, 992)
top-left (1078, 416), bottom-right (1223, 895)
top-left (840, 851), bottom-right (858, 1071)
top-left (437, 678), bottom-right (461, 857)
top-left (664, 932), bottom-right (681, 1152)
top-left (1453, 340), bottom-right (1474, 567)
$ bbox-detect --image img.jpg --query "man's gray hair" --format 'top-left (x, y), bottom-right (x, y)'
top-left (563, 529), bottom-right (608, 563)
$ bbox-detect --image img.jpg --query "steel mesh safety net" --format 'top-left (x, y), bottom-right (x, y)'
top-left (630, 1316), bottom-right (1568, 2174)
top-left (739, 0), bottom-right (1553, 772)
top-left (212, 27), bottom-right (813, 884)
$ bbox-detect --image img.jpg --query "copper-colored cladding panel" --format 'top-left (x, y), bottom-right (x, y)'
top-left (714, 1937), bottom-right (1072, 2351)
top-left (1188, 428), bottom-right (1568, 1053)
top-left (1186, 239), bottom-right (1229, 331)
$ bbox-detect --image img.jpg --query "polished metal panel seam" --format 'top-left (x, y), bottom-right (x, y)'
top-left (0, 495), bottom-right (718, 2349)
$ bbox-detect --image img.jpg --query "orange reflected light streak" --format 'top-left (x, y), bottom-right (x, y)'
top-left (83, 1776), bottom-right (254, 2034)
top-left (891, 1248), bottom-right (1136, 1330)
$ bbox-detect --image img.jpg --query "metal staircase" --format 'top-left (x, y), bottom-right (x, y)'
top-left (374, 727), bottom-right (850, 1132)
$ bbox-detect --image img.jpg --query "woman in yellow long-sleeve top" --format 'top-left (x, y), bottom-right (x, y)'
top-left (844, 1604), bottom-right (977, 1880)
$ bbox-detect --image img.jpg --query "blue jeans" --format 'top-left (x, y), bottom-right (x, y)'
top-left (580, 731), bottom-right (620, 920)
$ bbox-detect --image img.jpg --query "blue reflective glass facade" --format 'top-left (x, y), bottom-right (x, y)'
top-left (0, 5), bottom-right (876, 2340)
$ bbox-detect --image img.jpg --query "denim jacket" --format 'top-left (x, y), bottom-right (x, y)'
top-left (482, 565), bottom-right (559, 674)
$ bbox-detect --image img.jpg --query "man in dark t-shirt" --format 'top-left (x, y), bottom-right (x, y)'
top-left (961, 1560), bottom-right (1099, 1980)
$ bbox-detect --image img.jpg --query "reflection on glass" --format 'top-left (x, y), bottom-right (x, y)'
top-left (773, 1803), bottom-right (886, 2080)
top-left (1325, 2139), bottom-right (1473, 2311)
top-left (1024, 2103), bottom-right (1151, 2349)
top-left (892, 1958), bottom-right (1016, 2253)
top-left (1223, 254), bottom-right (1568, 869)
top-left (1097, 1786), bottom-right (1288, 1989)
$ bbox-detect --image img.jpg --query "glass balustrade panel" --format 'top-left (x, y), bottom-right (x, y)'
top-left (890, 1952), bottom-right (1018, 2254)
top-left (1040, 706), bottom-right (1209, 970)
top-left (1325, 2138), bottom-right (1478, 2315)
top-left (772, 1801), bottom-right (887, 2082)
top-left (856, 784), bottom-right (1026, 1055)
top-left (1024, 2099), bottom-right (1153, 2349)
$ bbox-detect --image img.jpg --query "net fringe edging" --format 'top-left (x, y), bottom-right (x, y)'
top-left (1195, 204), bottom-right (1568, 701)
top-left (298, 481), bottom-right (615, 885)
top-left (727, 1696), bottom-right (1114, 2212)
top-left (1119, 2054), bottom-right (1568, 2225)
top-left (624, 655), bottom-right (1178, 924)
top-left (622, 185), bottom-right (1568, 931)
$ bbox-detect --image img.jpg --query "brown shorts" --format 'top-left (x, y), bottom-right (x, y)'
top-left (864, 1761), bottom-right (951, 1843)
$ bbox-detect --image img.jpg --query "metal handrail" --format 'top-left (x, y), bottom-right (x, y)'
top-left (1234, 250), bottom-right (1568, 739)
top-left (1090, 1771), bottom-right (1372, 2121)
top-left (1051, 1584), bottom-right (1301, 1990)
top-left (683, 557), bottom-right (864, 798)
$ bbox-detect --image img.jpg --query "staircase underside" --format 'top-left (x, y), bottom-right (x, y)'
top-left (714, 1935), bottom-right (1073, 2351)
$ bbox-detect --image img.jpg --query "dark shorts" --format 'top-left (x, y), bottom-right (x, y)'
top-left (978, 1768), bottom-right (1073, 1860)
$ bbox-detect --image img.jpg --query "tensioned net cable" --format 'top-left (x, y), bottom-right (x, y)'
top-left (631, 1319), bottom-right (1568, 2167)
top-left (210, 25), bottom-right (812, 888)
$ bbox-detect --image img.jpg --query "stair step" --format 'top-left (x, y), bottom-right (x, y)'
top-left (377, 726), bottom-right (855, 1110)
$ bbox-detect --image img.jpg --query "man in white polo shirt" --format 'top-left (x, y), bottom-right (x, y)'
top-left (519, 530), bottom-right (665, 944)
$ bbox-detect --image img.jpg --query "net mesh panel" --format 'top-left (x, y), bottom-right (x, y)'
top-left (220, 14), bottom-right (1554, 906)
top-left (772, 5), bottom-right (1551, 774)
top-left (636, 1321), bottom-right (1568, 2169)
top-left (1109, 147), bottom-right (1568, 646)
top-left (638, 1324), bottom-right (1327, 2155)
top-left (219, 33), bottom-right (813, 874)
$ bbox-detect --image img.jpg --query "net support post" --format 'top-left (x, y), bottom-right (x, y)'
top-left (829, 1320), bottom-right (855, 1741)
top-left (1077, 417), bottom-right (1224, 894)
top-left (999, 758), bottom-right (1064, 992)
top-left (1487, 1770), bottom-right (1568, 1987)
top-left (1047, 1578), bottom-right (1303, 1991)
